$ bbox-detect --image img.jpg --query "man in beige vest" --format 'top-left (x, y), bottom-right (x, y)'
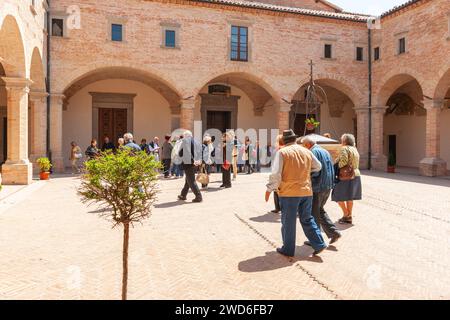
top-left (266, 130), bottom-right (328, 257)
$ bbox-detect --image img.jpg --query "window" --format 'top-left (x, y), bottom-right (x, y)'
top-left (51, 18), bottom-right (64, 37)
top-left (165, 30), bottom-right (176, 48)
top-left (356, 47), bottom-right (364, 61)
top-left (231, 26), bottom-right (248, 62)
top-left (111, 24), bottom-right (123, 42)
top-left (374, 47), bottom-right (380, 61)
top-left (398, 37), bottom-right (406, 54)
top-left (324, 44), bottom-right (332, 59)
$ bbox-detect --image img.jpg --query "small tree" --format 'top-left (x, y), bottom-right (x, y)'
top-left (78, 149), bottom-right (161, 300)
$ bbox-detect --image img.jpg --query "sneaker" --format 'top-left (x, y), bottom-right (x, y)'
top-left (330, 233), bottom-right (342, 244)
top-left (177, 195), bottom-right (187, 201)
top-left (276, 248), bottom-right (294, 257)
top-left (192, 198), bottom-right (203, 203)
top-left (313, 246), bottom-right (327, 256)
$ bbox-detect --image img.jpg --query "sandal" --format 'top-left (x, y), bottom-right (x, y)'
top-left (338, 217), bottom-right (353, 225)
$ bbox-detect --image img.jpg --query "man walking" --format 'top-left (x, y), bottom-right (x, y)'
top-left (161, 135), bottom-right (173, 178)
top-left (177, 131), bottom-right (203, 203)
top-left (302, 136), bottom-right (342, 245)
top-left (265, 129), bottom-right (327, 257)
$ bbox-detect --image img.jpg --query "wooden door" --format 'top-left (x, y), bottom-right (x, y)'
top-left (207, 111), bottom-right (231, 133)
top-left (98, 108), bottom-right (128, 142)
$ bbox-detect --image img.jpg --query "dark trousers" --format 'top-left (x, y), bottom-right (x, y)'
top-left (312, 190), bottom-right (340, 238)
top-left (181, 166), bottom-right (202, 199)
top-left (274, 192), bottom-right (281, 212)
top-left (222, 167), bottom-right (231, 187)
top-left (162, 159), bottom-right (171, 177)
top-left (245, 160), bottom-right (253, 174)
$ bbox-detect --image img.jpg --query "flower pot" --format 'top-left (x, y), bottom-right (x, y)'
top-left (40, 171), bottom-right (50, 180)
top-left (306, 124), bottom-right (315, 131)
top-left (387, 166), bottom-right (396, 173)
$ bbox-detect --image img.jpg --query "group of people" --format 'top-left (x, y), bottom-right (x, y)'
top-left (265, 129), bottom-right (362, 257)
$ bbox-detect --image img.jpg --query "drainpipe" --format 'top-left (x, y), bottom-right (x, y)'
top-left (368, 27), bottom-right (373, 170)
top-left (45, 0), bottom-right (51, 162)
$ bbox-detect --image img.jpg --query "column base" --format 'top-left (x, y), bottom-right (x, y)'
top-left (371, 154), bottom-right (387, 172)
top-left (51, 156), bottom-right (65, 173)
top-left (359, 155), bottom-right (369, 170)
top-left (1, 162), bottom-right (32, 185)
top-left (419, 158), bottom-right (448, 177)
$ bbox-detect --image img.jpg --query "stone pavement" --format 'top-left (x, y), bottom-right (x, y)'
top-left (0, 171), bottom-right (449, 300)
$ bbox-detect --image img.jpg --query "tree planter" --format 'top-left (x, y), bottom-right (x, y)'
top-left (40, 171), bottom-right (50, 180)
top-left (306, 124), bottom-right (315, 131)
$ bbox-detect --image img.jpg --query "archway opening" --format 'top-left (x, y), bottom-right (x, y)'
top-left (195, 72), bottom-right (278, 139)
top-left (382, 75), bottom-right (425, 170)
top-left (292, 79), bottom-right (356, 140)
top-left (62, 67), bottom-right (181, 168)
top-left (0, 15), bottom-right (26, 77)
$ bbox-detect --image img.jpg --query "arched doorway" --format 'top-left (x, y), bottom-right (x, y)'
top-left (292, 79), bottom-right (357, 139)
top-left (61, 66), bottom-right (181, 169)
top-left (195, 72), bottom-right (279, 141)
top-left (0, 62), bottom-right (7, 164)
top-left (379, 75), bottom-right (425, 171)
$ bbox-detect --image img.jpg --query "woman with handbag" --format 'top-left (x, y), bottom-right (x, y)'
top-left (70, 141), bottom-right (83, 174)
top-left (332, 133), bottom-right (362, 225)
top-left (198, 136), bottom-right (214, 188)
top-left (220, 132), bottom-right (233, 188)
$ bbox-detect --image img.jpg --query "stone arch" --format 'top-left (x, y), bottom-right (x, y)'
top-left (294, 74), bottom-right (364, 106)
top-left (291, 76), bottom-right (359, 138)
top-left (433, 67), bottom-right (450, 101)
top-left (375, 70), bottom-right (426, 106)
top-left (0, 15), bottom-right (26, 77)
top-left (61, 66), bottom-right (183, 108)
top-left (29, 47), bottom-right (45, 91)
top-left (193, 68), bottom-right (281, 103)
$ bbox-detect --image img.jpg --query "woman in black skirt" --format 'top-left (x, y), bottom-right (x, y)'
top-left (332, 133), bottom-right (362, 225)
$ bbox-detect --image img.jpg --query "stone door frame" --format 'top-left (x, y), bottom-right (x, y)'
top-left (200, 93), bottom-right (240, 133)
top-left (90, 92), bottom-right (136, 142)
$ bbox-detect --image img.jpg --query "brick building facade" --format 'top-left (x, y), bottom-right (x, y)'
top-left (0, 0), bottom-right (449, 184)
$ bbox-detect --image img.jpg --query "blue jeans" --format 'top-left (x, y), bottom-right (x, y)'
top-left (174, 164), bottom-right (184, 177)
top-left (279, 196), bottom-right (327, 256)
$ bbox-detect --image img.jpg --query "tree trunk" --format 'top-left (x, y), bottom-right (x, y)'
top-left (122, 222), bottom-right (130, 300)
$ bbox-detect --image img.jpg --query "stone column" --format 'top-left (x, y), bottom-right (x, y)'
top-left (180, 99), bottom-right (195, 132)
top-left (278, 100), bottom-right (291, 132)
top-left (419, 99), bottom-right (447, 177)
top-left (354, 106), bottom-right (370, 170)
top-left (370, 106), bottom-right (388, 171)
top-left (29, 91), bottom-right (49, 172)
top-left (49, 93), bottom-right (65, 173)
top-left (0, 77), bottom-right (33, 185)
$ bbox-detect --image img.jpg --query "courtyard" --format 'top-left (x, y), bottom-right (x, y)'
top-left (0, 171), bottom-right (449, 300)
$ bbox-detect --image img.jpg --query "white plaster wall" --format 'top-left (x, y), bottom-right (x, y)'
top-left (441, 108), bottom-right (450, 171)
top-left (384, 114), bottom-right (426, 168)
top-left (63, 79), bottom-right (171, 167)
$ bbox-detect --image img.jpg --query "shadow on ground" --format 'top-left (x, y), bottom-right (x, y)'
top-left (250, 212), bottom-right (281, 223)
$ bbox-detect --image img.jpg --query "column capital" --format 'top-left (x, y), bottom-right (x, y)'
top-left (354, 106), bottom-right (370, 114)
top-left (29, 90), bottom-right (49, 102)
top-left (180, 98), bottom-right (195, 109)
top-left (422, 99), bottom-right (444, 110)
top-left (1, 77), bottom-right (32, 93)
top-left (278, 100), bottom-right (292, 113)
top-left (49, 93), bottom-right (66, 105)
top-left (370, 105), bottom-right (389, 114)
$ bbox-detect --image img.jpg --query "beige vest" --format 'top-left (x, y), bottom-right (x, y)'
top-left (278, 144), bottom-right (313, 197)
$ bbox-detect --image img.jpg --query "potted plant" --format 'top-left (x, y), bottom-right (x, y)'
top-left (387, 152), bottom-right (396, 173)
top-left (305, 117), bottom-right (320, 131)
top-left (37, 157), bottom-right (52, 180)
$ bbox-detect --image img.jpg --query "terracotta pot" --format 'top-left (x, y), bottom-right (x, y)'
top-left (40, 171), bottom-right (50, 180)
top-left (306, 124), bottom-right (315, 131)
top-left (387, 166), bottom-right (396, 173)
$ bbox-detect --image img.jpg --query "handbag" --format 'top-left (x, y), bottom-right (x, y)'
top-left (74, 152), bottom-right (83, 159)
top-left (338, 148), bottom-right (356, 181)
top-left (196, 165), bottom-right (210, 185)
top-left (222, 160), bottom-right (231, 171)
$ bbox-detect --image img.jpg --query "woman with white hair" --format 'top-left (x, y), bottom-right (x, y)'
top-left (332, 133), bottom-right (362, 225)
